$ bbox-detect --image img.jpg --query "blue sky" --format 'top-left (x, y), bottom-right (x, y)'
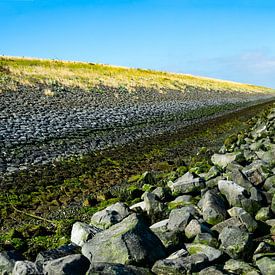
top-left (0, 0), bottom-right (275, 87)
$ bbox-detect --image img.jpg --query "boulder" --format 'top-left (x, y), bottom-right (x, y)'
top-left (242, 161), bottom-right (270, 186)
top-left (255, 207), bottom-right (272, 221)
top-left (82, 214), bottom-right (166, 266)
top-left (211, 152), bottom-right (244, 169)
top-left (185, 243), bottom-right (222, 262)
top-left (166, 249), bottom-right (188, 259)
top-left (168, 172), bottom-right (205, 195)
top-left (185, 219), bottom-right (212, 239)
top-left (263, 176), bottom-right (275, 193)
top-left (90, 202), bottom-right (130, 229)
top-left (0, 251), bottom-right (22, 275)
top-left (228, 207), bottom-right (257, 233)
top-left (271, 194), bottom-right (275, 214)
top-left (150, 219), bottom-right (181, 252)
top-left (204, 166), bottom-right (220, 181)
top-left (143, 192), bottom-right (165, 222)
top-left (152, 253), bottom-right (209, 275)
top-left (43, 254), bottom-right (90, 275)
top-left (256, 255), bottom-right (275, 275)
top-left (199, 266), bottom-right (224, 275)
top-left (218, 180), bottom-right (248, 207)
top-left (224, 259), bottom-right (260, 275)
top-left (130, 201), bottom-right (146, 212)
top-left (35, 244), bottom-right (79, 272)
top-left (152, 187), bottom-right (171, 202)
top-left (70, 222), bottom-right (102, 247)
top-left (193, 233), bottom-right (219, 248)
top-left (12, 261), bottom-right (39, 275)
top-left (86, 262), bottom-right (152, 275)
top-left (167, 206), bottom-right (197, 232)
top-left (219, 226), bottom-right (252, 260)
top-left (211, 217), bottom-right (243, 233)
top-left (168, 195), bottom-right (193, 209)
top-left (200, 190), bottom-right (227, 225)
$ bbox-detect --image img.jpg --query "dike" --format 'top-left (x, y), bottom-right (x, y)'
top-left (1, 107), bottom-right (275, 273)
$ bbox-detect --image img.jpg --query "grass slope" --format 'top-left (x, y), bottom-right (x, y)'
top-left (0, 56), bottom-right (274, 95)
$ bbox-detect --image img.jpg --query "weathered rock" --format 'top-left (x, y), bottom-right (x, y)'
top-left (35, 244), bottom-right (79, 272)
top-left (166, 249), bottom-right (188, 259)
top-left (152, 187), bottom-right (171, 201)
top-left (193, 233), bottom-right (219, 248)
top-left (185, 243), bottom-right (222, 262)
top-left (264, 176), bottom-right (275, 190)
top-left (150, 219), bottom-right (181, 252)
top-left (185, 219), bottom-right (212, 239)
top-left (242, 161), bottom-right (270, 186)
top-left (143, 192), bottom-right (165, 222)
top-left (70, 222), bottom-right (101, 247)
top-left (211, 152), bottom-right (244, 169)
top-left (255, 207), bottom-right (272, 221)
top-left (152, 253), bottom-right (209, 275)
top-left (199, 266), bottom-right (224, 275)
top-left (211, 217), bottom-right (243, 233)
top-left (226, 163), bottom-right (253, 190)
top-left (228, 207), bottom-right (258, 233)
top-left (218, 180), bottom-right (248, 207)
top-left (256, 255), bottom-right (275, 275)
top-left (82, 213), bottom-right (166, 266)
top-left (204, 166), bottom-right (220, 181)
top-left (168, 195), bottom-right (193, 209)
top-left (130, 201), bottom-right (146, 212)
top-left (167, 206), bottom-right (197, 232)
top-left (90, 202), bottom-right (130, 229)
top-left (86, 262), bottom-right (152, 275)
top-left (271, 194), bottom-right (275, 214)
top-left (201, 190), bottom-right (227, 225)
top-left (224, 259), bottom-right (260, 275)
top-left (219, 226), bottom-right (252, 260)
top-left (168, 172), bottom-right (205, 195)
top-left (43, 254), bottom-right (90, 275)
top-left (12, 261), bottom-right (39, 275)
top-left (0, 251), bottom-right (22, 275)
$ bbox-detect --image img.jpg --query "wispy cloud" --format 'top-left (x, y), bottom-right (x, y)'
top-left (178, 50), bottom-right (275, 88)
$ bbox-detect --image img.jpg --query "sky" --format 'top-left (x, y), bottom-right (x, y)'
top-left (0, 0), bottom-right (275, 87)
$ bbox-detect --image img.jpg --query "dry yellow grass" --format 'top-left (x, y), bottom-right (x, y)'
top-left (0, 55), bottom-right (274, 95)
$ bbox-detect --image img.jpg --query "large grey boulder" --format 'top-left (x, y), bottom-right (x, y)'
top-left (256, 255), bottom-right (275, 275)
top-left (200, 190), bottom-right (227, 225)
top-left (143, 192), bottom-right (165, 222)
top-left (43, 254), bottom-right (90, 275)
top-left (70, 222), bottom-right (102, 247)
top-left (199, 266), bottom-right (224, 275)
top-left (218, 180), bottom-right (248, 207)
top-left (242, 161), bottom-right (270, 186)
top-left (211, 217), bottom-right (243, 233)
top-left (219, 226), bottom-right (252, 260)
top-left (168, 172), bottom-right (205, 195)
top-left (82, 213), bottom-right (166, 266)
top-left (185, 243), bottom-right (222, 262)
top-left (152, 253), bottom-right (209, 275)
top-left (35, 244), bottom-right (79, 272)
top-left (12, 261), bottom-right (39, 275)
top-left (224, 259), bottom-right (260, 275)
top-left (167, 206), bottom-right (197, 232)
top-left (193, 233), bottom-right (219, 248)
top-left (90, 202), bottom-right (130, 229)
top-left (185, 219), bottom-right (212, 239)
top-left (0, 251), bottom-right (22, 275)
top-left (211, 152), bottom-right (244, 169)
top-left (86, 262), bottom-right (152, 275)
top-left (150, 219), bottom-right (181, 252)
top-left (228, 207), bottom-right (257, 233)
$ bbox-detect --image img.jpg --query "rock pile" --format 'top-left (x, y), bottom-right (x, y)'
top-left (1, 106), bottom-right (275, 274)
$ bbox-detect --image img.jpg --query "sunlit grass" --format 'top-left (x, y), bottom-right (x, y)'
top-left (0, 55), bottom-right (274, 95)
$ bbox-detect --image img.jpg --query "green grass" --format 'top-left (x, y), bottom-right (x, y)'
top-left (0, 55), bottom-right (274, 95)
